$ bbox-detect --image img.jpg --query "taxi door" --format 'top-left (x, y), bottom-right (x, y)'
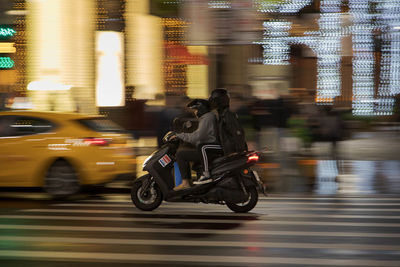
top-left (0, 115), bottom-right (21, 185)
top-left (0, 115), bottom-right (50, 186)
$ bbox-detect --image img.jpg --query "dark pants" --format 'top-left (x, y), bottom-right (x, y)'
top-left (176, 144), bottom-right (223, 181)
top-left (176, 146), bottom-right (201, 181)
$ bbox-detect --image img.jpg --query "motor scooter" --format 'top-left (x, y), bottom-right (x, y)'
top-left (131, 132), bottom-right (265, 213)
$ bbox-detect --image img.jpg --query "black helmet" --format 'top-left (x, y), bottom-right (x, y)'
top-left (209, 88), bottom-right (230, 110)
top-left (187, 99), bottom-right (210, 118)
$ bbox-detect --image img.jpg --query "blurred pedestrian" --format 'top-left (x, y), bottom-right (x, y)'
top-left (393, 93), bottom-right (400, 124)
top-left (251, 97), bottom-right (282, 153)
top-left (319, 106), bottom-right (345, 159)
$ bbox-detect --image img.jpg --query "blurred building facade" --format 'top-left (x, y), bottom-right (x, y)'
top-left (0, 0), bottom-right (399, 116)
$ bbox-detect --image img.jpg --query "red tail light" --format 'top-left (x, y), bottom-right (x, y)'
top-left (247, 153), bottom-right (259, 163)
top-left (84, 138), bottom-right (109, 146)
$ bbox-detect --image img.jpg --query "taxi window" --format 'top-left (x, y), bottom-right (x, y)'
top-left (76, 118), bottom-right (126, 133)
top-left (10, 116), bottom-right (55, 136)
top-left (0, 116), bottom-right (13, 137)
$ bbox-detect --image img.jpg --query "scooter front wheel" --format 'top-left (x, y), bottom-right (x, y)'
top-left (131, 178), bottom-right (163, 211)
top-left (226, 186), bottom-right (258, 213)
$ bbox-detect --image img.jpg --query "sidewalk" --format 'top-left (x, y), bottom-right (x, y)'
top-left (312, 131), bottom-right (400, 161)
top-left (253, 130), bottom-right (400, 195)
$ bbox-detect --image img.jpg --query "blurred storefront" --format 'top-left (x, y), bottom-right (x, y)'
top-left (1, 0), bottom-right (400, 117)
top-left (26, 0), bottom-right (96, 114)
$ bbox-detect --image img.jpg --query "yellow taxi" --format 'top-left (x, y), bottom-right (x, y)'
top-left (0, 110), bottom-right (135, 197)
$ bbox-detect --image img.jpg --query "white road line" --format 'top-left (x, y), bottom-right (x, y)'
top-left (52, 203), bottom-right (400, 212)
top-left (53, 202), bottom-right (400, 207)
top-left (20, 208), bottom-right (400, 219)
top-left (0, 235), bottom-right (399, 251)
top-left (77, 196), bottom-right (400, 202)
top-left (0, 250), bottom-right (399, 266)
top-left (263, 196), bottom-right (400, 201)
top-left (0, 224), bottom-right (398, 237)
top-left (97, 197), bottom-right (400, 201)
top-left (245, 202), bottom-right (400, 206)
top-left (2, 214), bottom-right (400, 227)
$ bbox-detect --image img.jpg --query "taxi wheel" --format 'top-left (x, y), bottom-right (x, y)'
top-left (44, 160), bottom-right (80, 198)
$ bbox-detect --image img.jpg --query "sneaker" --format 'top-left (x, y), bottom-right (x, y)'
top-left (193, 176), bottom-right (212, 185)
top-left (173, 183), bottom-right (190, 191)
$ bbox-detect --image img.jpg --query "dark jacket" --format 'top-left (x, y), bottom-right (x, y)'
top-left (177, 112), bottom-right (218, 146)
top-left (217, 108), bottom-right (248, 155)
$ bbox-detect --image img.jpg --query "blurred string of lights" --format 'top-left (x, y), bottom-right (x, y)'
top-left (13, 0), bottom-right (27, 95)
top-left (279, 0), bottom-right (312, 13)
top-left (258, 20), bottom-right (291, 65)
top-left (376, 0), bottom-right (400, 115)
top-left (215, 0), bottom-right (313, 13)
top-left (255, 1), bottom-right (345, 105)
top-left (349, 0), bottom-right (375, 116)
top-left (315, 0), bottom-right (342, 104)
top-left (163, 0), bottom-right (183, 4)
top-left (255, 0), bottom-right (400, 115)
top-left (253, 0), bottom-right (277, 12)
top-left (163, 18), bottom-right (188, 95)
top-left (96, 0), bottom-right (108, 31)
top-left (254, 0), bottom-right (312, 13)
top-left (0, 57), bottom-right (15, 68)
top-left (208, 0), bottom-right (231, 9)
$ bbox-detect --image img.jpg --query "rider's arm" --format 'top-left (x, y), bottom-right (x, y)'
top-left (176, 112), bottom-right (215, 146)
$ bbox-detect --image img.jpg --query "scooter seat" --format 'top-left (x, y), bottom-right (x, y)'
top-left (212, 152), bottom-right (247, 165)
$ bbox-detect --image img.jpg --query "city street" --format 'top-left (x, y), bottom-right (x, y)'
top-left (1, 192), bottom-right (400, 266)
top-left (1, 0), bottom-right (400, 266)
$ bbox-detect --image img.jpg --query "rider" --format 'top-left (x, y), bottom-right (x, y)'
top-left (174, 99), bottom-right (220, 190)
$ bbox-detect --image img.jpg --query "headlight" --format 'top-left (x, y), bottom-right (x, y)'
top-left (142, 155), bottom-right (153, 168)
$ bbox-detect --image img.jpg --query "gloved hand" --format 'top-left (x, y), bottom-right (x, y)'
top-left (168, 134), bottom-right (178, 141)
top-left (163, 131), bottom-right (178, 143)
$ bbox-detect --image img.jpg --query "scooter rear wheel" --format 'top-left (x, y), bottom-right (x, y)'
top-left (226, 186), bottom-right (258, 213)
top-left (131, 178), bottom-right (163, 211)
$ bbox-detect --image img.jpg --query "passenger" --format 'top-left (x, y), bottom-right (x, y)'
top-left (209, 88), bottom-right (248, 155)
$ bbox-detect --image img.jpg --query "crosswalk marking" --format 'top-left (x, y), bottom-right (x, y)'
top-left (21, 207), bottom-right (400, 219)
top-left (53, 201), bottom-right (400, 207)
top-left (75, 195), bottom-right (400, 202)
top-left (0, 224), bottom-right (399, 238)
top-left (1, 235), bottom-right (399, 251)
top-left (1, 195), bottom-right (400, 266)
top-left (1, 250), bottom-right (400, 266)
top-left (51, 202), bottom-right (400, 212)
top-left (2, 213), bottom-right (400, 227)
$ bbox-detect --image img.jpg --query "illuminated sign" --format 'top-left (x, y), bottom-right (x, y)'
top-left (0, 57), bottom-right (14, 68)
top-left (0, 26), bottom-right (16, 40)
top-left (0, 43), bottom-right (16, 53)
top-left (0, 26), bottom-right (16, 69)
top-left (96, 31), bottom-right (124, 107)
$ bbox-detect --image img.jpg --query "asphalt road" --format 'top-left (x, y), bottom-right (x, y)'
top-left (0, 192), bottom-right (400, 267)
